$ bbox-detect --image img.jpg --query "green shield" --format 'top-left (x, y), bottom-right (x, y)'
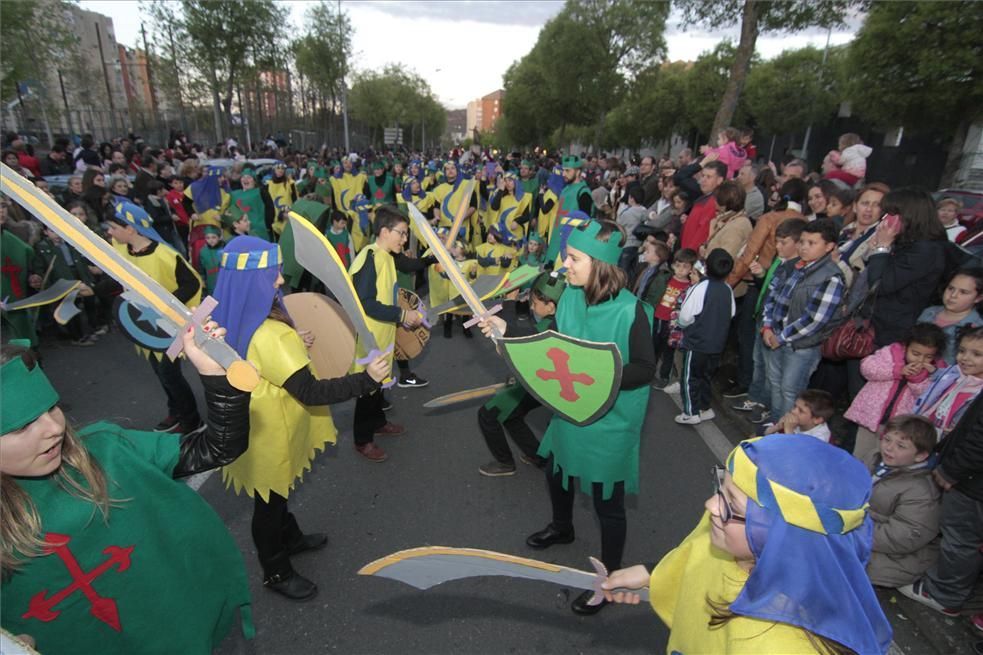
top-left (501, 330), bottom-right (622, 426)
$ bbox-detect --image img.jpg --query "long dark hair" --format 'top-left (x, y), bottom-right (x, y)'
top-left (881, 188), bottom-right (946, 249)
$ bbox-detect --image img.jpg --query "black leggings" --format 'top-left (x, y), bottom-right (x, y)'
top-left (252, 491), bottom-right (304, 572)
top-left (546, 460), bottom-right (626, 572)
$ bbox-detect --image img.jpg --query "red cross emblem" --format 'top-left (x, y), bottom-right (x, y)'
top-left (374, 188), bottom-right (385, 200)
top-left (22, 533), bottom-right (134, 632)
top-left (235, 198), bottom-right (252, 215)
top-left (2, 256), bottom-right (25, 298)
top-left (536, 347), bottom-right (595, 402)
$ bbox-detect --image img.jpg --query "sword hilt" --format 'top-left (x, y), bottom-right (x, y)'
top-left (587, 556), bottom-right (650, 605)
top-left (166, 296), bottom-right (260, 392)
top-left (462, 304), bottom-right (504, 340)
top-left (356, 345), bottom-right (396, 389)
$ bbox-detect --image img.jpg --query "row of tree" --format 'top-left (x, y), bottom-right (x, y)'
top-left (500, 0), bottom-right (982, 180)
top-left (0, 0), bottom-right (445, 150)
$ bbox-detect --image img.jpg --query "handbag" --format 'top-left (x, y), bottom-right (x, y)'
top-left (821, 276), bottom-right (878, 362)
top-left (822, 314), bottom-right (876, 361)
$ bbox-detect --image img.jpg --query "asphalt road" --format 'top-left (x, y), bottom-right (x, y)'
top-left (40, 303), bottom-right (971, 654)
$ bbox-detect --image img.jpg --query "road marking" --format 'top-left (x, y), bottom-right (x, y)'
top-left (663, 391), bottom-right (735, 463)
top-left (186, 470), bottom-right (215, 491)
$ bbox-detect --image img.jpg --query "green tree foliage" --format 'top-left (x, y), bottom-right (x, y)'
top-left (684, 43), bottom-right (746, 139)
top-left (292, 1), bottom-right (353, 116)
top-left (605, 62), bottom-right (689, 148)
top-left (743, 46), bottom-right (839, 135)
top-left (848, 1), bottom-right (983, 133)
top-left (502, 0), bottom-right (669, 147)
top-left (146, 0), bottom-right (288, 140)
top-left (676, 0), bottom-right (859, 136)
top-left (847, 0), bottom-right (983, 185)
top-left (348, 66), bottom-right (445, 149)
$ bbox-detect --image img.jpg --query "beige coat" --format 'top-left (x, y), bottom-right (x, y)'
top-left (705, 210), bottom-right (753, 296)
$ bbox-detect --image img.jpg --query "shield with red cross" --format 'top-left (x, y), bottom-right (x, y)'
top-left (500, 330), bottom-right (622, 426)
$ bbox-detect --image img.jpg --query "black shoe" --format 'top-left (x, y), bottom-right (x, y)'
top-left (398, 373), bottom-right (429, 388)
top-left (262, 552), bottom-right (318, 602)
top-left (722, 384), bottom-right (748, 398)
top-left (571, 588), bottom-right (608, 615)
top-left (263, 569), bottom-right (318, 601)
top-left (526, 523), bottom-right (575, 549)
top-left (518, 452), bottom-right (546, 468)
top-left (463, 325), bottom-right (473, 338)
top-left (381, 392), bottom-right (393, 411)
top-left (286, 533), bottom-right (328, 557)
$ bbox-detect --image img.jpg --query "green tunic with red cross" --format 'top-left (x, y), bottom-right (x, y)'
top-left (1, 229), bottom-right (39, 347)
top-left (1, 422), bottom-right (253, 654)
top-left (537, 287), bottom-right (653, 499)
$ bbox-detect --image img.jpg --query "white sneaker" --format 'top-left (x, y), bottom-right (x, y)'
top-left (700, 409), bottom-right (716, 421)
top-left (674, 412), bottom-right (701, 425)
top-left (662, 382), bottom-right (680, 394)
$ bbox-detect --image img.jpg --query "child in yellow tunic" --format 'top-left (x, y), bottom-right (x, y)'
top-left (475, 227), bottom-right (517, 277)
top-left (212, 236), bottom-right (390, 601)
top-left (601, 434), bottom-right (893, 655)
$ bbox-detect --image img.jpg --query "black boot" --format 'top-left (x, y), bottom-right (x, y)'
top-left (526, 523), bottom-right (575, 549)
top-left (461, 315), bottom-right (473, 338)
top-left (443, 315), bottom-right (453, 339)
top-left (282, 513), bottom-right (328, 557)
top-left (261, 552), bottom-right (318, 601)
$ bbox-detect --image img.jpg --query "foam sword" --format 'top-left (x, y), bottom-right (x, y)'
top-left (0, 163), bottom-right (259, 391)
top-left (359, 546), bottom-right (649, 606)
top-left (406, 204), bottom-right (503, 339)
top-left (286, 211), bottom-right (396, 388)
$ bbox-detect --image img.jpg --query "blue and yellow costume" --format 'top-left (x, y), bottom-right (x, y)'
top-left (649, 435), bottom-right (893, 654)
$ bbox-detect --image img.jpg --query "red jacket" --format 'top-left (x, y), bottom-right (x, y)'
top-left (680, 194), bottom-right (717, 251)
top-left (17, 151), bottom-right (41, 178)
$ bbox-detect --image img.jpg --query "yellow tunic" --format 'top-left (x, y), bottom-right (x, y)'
top-left (475, 242), bottom-right (517, 277)
top-left (221, 320), bottom-right (336, 502)
top-left (349, 243), bottom-right (397, 371)
top-left (538, 188), bottom-right (559, 245)
top-left (427, 257), bottom-right (476, 309)
top-left (113, 241), bottom-right (202, 362)
top-left (492, 191), bottom-right (531, 245)
top-left (266, 178), bottom-right (298, 236)
top-left (649, 515), bottom-right (819, 654)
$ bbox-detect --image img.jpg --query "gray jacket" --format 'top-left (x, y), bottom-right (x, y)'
top-left (864, 451), bottom-right (941, 588)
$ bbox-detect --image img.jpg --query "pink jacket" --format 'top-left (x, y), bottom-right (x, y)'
top-left (844, 342), bottom-right (943, 432)
top-left (708, 142), bottom-right (747, 179)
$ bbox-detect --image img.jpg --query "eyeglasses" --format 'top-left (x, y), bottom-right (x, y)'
top-left (391, 228), bottom-right (409, 239)
top-left (712, 465), bottom-right (746, 524)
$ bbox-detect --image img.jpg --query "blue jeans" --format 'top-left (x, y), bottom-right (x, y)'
top-left (764, 343), bottom-right (822, 419)
top-left (747, 324), bottom-right (770, 408)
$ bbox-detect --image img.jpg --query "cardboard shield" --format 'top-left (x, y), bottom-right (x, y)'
top-left (394, 288), bottom-right (430, 360)
top-left (500, 330), bottom-right (622, 426)
top-left (114, 297), bottom-right (172, 352)
top-left (282, 292), bottom-right (356, 379)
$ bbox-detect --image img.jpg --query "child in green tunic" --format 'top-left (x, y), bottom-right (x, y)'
top-left (479, 220), bottom-right (656, 616)
top-left (0, 325), bottom-right (254, 654)
top-left (197, 226), bottom-right (225, 296)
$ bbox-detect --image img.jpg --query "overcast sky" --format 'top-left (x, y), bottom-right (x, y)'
top-left (80, 0), bottom-right (858, 109)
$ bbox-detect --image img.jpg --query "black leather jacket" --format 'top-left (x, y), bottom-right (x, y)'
top-left (172, 375), bottom-right (250, 479)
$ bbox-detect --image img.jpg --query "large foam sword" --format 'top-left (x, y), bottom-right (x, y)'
top-left (286, 211), bottom-right (395, 388)
top-left (359, 546), bottom-right (649, 607)
top-left (406, 204), bottom-right (503, 339)
top-left (0, 164), bottom-right (259, 391)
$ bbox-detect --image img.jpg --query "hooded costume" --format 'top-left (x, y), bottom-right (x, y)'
top-left (649, 435), bottom-right (893, 655)
top-left (211, 237), bottom-right (335, 501)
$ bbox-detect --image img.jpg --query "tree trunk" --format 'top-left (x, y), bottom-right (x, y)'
top-left (209, 67), bottom-right (223, 144)
top-left (711, 0), bottom-right (761, 137)
top-left (940, 118), bottom-right (970, 188)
